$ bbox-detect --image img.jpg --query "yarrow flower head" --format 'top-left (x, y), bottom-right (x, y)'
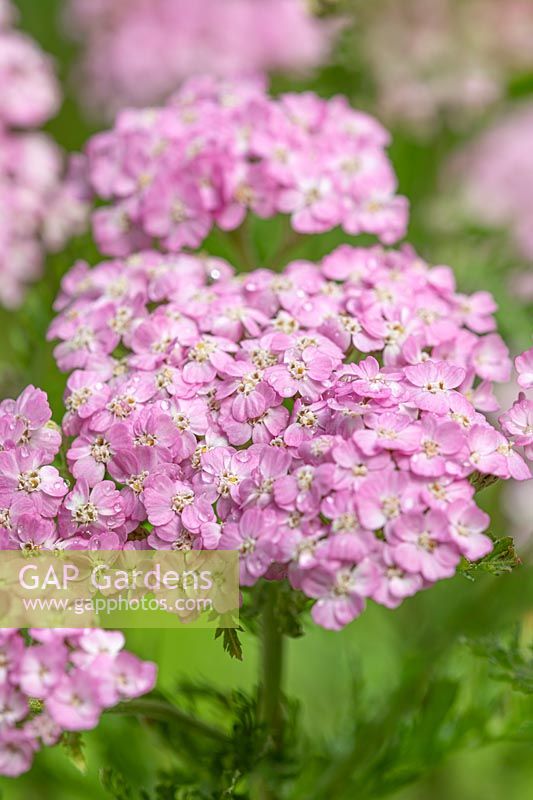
top-left (0, 385), bottom-right (156, 777)
top-left (81, 76), bottom-right (408, 257)
top-left (447, 102), bottom-right (533, 265)
top-left (43, 243), bottom-right (532, 634)
top-left (354, 0), bottom-right (533, 134)
top-left (64, 0), bottom-right (339, 119)
top-left (0, 629), bottom-right (156, 776)
top-left (0, 0), bottom-right (88, 307)
top-left (2, 74), bottom-right (531, 780)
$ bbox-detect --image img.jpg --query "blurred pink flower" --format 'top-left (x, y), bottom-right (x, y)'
top-left (65, 0), bottom-right (338, 119)
top-left (449, 103), bottom-right (533, 262)
top-left (0, 1), bottom-right (89, 307)
top-left (355, 0), bottom-right (533, 133)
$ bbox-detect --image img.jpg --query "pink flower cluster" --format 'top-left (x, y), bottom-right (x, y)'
top-left (448, 103), bottom-right (533, 263)
top-left (355, 0), bottom-right (533, 133)
top-left (83, 76), bottom-right (408, 257)
top-left (0, 3), bottom-right (59, 129)
top-left (500, 348), bottom-right (533, 463)
top-left (46, 245), bottom-right (531, 631)
top-left (64, 0), bottom-right (337, 119)
top-left (0, 385), bottom-right (156, 777)
top-left (0, 1), bottom-right (88, 307)
top-left (0, 628), bottom-right (156, 777)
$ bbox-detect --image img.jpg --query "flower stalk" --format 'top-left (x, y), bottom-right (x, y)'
top-left (252, 581), bottom-right (286, 799)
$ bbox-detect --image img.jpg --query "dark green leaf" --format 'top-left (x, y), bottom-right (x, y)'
top-left (215, 626), bottom-right (244, 661)
top-left (61, 731), bottom-right (87, 774)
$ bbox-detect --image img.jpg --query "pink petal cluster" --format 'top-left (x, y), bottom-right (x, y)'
top-left (0, 1), bottom-right (88, 307)
top-left (82, 76), bottom-right (408, 257)
top-left (0, 3), bottom-right (59, 128)
top-left (499, 348), bottom-right (533, 463)
top-left (448, 102), bottom-right (533, 262)
top-left (0, 628), bottom-right (156, 777)
top-left (45, 244), bottom-right (531, 632)
top-left (64, 0), bottom-right (338, 119)
top-left (356, 0), bottom-right (533, 133)
top-left (0, 385), bottom-right (156, 777)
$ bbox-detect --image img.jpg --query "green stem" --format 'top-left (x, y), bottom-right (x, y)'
top-left (260, 583), bottom-right (285, 750)
top-left (109, 698), bottom-right (229, 744)
top-left (227, 222), bottom-right (256, 271)
top-left (252, 582), bottom-right (285, 799)
top-left (269, 228), bottom-right (305, 271)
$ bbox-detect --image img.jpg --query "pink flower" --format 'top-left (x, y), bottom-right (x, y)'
top-left (405, 360), bottom-right (465, 414)
top-left (92, 651), bottom-right (157, 705)
top-left (455, 291), bottom-right (497, 334)
top-left (0, 384), bottom-right (60, 458)
top-left (302, 561), bottom-right (379, 631)
top-left (219, 507), bottom-right (277, 585)
top-left (339, 356), bottom-right (402, 400)
top-left (372, 546), bottom-right (423, 609)
top-left (389, 510), bottom-right (461, 582)
top-left (76, 629), bottom-right (125, 661)
top-left (59, 479), bottom-right (125, 538)
top-left (239, 447), bottom-right (291, 508)
top-left (276, 461), bottom-right (333, 513)
top-left (516, 347), bottom-right (533, 389)
top-left (332, 438), bottom-right (391, 491)
top-left (0, 622), bottom-right (156, 778)
top-left (47, 671), bottom-right (103, 730)
top-left (409, 417), bottom-right (464, 477)
top-left (68, 424), bottom-right (130, 486)
top-left (63, 370), bottom-right (111, 432)
top-left (9, 513), bottom-right (58, 550)
top-left (66, 0), bottom-right (336, 119)
top-left (278, 174), bottom-right (340, 234)
top-left (0, 683), bottom-right (27, 727)
top-left (356, 470), bottom-right (414, 530)
top-left (500, 395), bottom-right (533, 457)
top-left (80, 77), bottom-right (408, 256)
top-left (421, 476), bottom-right (474, 510)
top-left (0, 730), bottom-right (37, 777)
top-left (465, 424), bottom-right (507, 475)
top-left (143, 472), bottom-right (212, 538)
top-left (447, 500), bottom-right (492, 560)
top-left (266, 347), bottom-right (336, 402)
top-left (19, 644), bottom-right (68, 699)
top-left (31, 164), bottom-right (529, 642)
top-left (197, 446), bottom-right (256, 517)
top-left (0, 448), bottom-right (67, 517)
top-left (472, 334), bottom-right (511, 382)
top-left (217, 364), bottom-right (276, 424)
top-left (355, 411), bottom-right (420, 454)
top-left (0, 632), bottom-right (24, 682)
top-left (130, 406), bottom-right (180, 457)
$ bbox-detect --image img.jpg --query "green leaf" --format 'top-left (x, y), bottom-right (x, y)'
top-left (469, 471), bottom-right (500, 493)
top-left (274, 584), bottom-right (313, 638)
top-left (459, 537), bottom-right (521, 579)
top-left (215, 626), bottom-right (244, 661)
top-left (61, 731), bottom-right (87, 774)
top-left (100, 766), bottom-right (135, 799)
top-left (468, 629), bottom-right (533, 694)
